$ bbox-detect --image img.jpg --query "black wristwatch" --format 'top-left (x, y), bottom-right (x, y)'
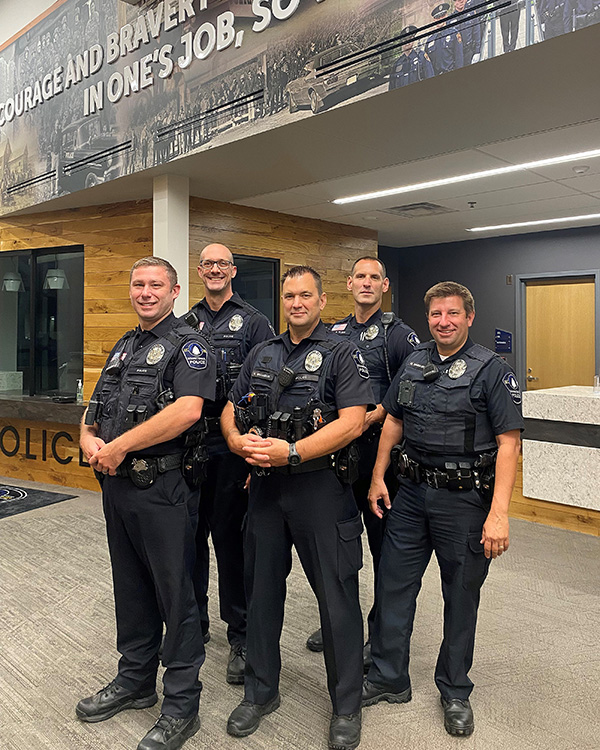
top-left (288, 442), bottom-right (302, 466)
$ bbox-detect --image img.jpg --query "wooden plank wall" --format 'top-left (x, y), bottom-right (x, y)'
top-left (188, 197), bottom-right (378, 330)
top-left (0, 200), bottom-right (152, 399)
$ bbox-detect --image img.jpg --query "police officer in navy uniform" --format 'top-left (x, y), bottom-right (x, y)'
top-left (426, 3), bottom-right (464, 74)
top-left (563, 0), bottom-right (600, 28)
top-left (306, 257), bottom-right (419, 669)
top-left (362, 281), bottom-right (522, 737)
top-left (537, 0), bottom-right (569, 37)
top-left (187, 243), bottom-right (274, 685)
top-left (389, 25), bottom-right (434, 89)
top-left (222, 266), bottom-right (374, 750)
top-left (77, 257), bottom-right (216, 750)
top-left (453, 0), bottom-right (485, 62)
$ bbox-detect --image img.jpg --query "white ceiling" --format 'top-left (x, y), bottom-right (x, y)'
top-left (11, 22), bottom-right (600, 249)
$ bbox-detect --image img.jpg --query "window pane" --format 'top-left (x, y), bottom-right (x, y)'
top-left (233, 255), bottom-right (278, 329)
top-left (0, 252), bottom-right (30, 395)
top-left (34, 250), bottom-right (84, 396)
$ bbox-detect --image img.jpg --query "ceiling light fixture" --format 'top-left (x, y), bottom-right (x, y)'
top-left (332, 147), bottom-right (600, 205)
top-left (467, 212), bottom-right (600, 232)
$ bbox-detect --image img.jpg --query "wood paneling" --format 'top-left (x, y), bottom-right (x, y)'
top-left (0, 418), bottom-right (96, 491)
top-left (510, 455), bottom-right (600, 536)
top-left (0, 200), bottom-right (151, 403)
top-left (188, 197), bottom-right (377, 330)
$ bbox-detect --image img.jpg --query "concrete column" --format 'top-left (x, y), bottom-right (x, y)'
top-left (153, 174), bottom-right (189, 316)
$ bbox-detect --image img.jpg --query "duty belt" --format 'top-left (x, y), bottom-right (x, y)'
top-left (392, 448), bottom-right (480, 491)
top-left (262, 455), bottom-right (332, 476)
top-left (115, 453), bottom-right (183, 488)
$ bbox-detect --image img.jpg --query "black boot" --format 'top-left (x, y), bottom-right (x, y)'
top-left (226, 644), bottom-right (246, 685)
top-left (306, 627), bottom-right (323, 653)
top-left (328, 711), bottom-right (361, 750)
top-left (137, 713), bottom-right (201, 750)
top-left (440, 697), bottom-right (474, 736)
top-left (76, 679), bottom-right (157, 723)
top-left (226, 694), bottom-right (281, 737)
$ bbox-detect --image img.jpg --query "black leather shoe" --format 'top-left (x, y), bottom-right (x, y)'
top-left (362, 679), bottom-right (411, 707)
top-left (76, 679), bottom-right (157, 723)
top-left (226, 694), bottom-right (281, 737)
top-left (137, 713), bottom-right (201, 750)
top-left (362, 641), bottom-right (372, 674)
top-left (329, 712), bottom-right (361, 750)
top-left (306, 627), bottom-right (323, 652)
top-left (226, 644), bottom-right (246, 685)
top-left (440, 697), bottom-right (474, 736)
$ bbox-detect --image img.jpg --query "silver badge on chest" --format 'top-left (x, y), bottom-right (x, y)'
top-left (305, 350), bottom-right (323, 372)
top-left (448, 359), bottom-right (467, 379)
top-left (229, 314), bottom-right (244, 332)
top-left (363, 324), bottom-right (379, 341)
top-left (146, 343), bottom-right (165, 365)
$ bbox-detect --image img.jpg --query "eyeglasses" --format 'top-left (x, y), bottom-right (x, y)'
top-left (199, 259), bottom-right (234, 270)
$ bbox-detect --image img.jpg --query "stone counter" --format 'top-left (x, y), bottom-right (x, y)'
top-left (522, 386), bottom-right (600, 512)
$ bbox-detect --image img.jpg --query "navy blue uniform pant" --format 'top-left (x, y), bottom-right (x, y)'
top-left (352, 429), bottom-right (398, 636)
top-left (368, 477), bottom-right (491, 700)
top-left (244, 469), bottom-right (364, 715)
top-left (102, 471), bottom-right (205, 717)
top-left (193, 436), bottom-right (248, 646)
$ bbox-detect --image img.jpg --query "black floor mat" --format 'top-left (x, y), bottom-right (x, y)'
top-left (0, 485), bottom-right (76, 519)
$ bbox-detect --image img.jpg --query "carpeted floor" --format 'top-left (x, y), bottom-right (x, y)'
top-left (0, 475), bottom-right (598, 750)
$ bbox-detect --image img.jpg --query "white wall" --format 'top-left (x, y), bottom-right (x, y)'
top-left (0, 1), bottom-right (55, 47)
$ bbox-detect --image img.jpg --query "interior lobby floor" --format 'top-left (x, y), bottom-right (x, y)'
top-left (0, 475), bottom-right (598, 750)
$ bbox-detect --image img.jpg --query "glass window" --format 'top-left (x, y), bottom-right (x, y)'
top-left (0, 246), bottom-right (84, 397)
top-left (232, 254), bottom-right (279, 330)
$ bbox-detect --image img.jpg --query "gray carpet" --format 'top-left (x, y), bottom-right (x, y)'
top-left (0, 475), bottom-right (598, 750)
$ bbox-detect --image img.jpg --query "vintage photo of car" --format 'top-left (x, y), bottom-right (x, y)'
top-left (285, 42), bottom-right (384, 114)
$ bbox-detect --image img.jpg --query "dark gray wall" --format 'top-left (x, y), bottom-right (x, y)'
top-left (380, 225), bottom-right (600, 372)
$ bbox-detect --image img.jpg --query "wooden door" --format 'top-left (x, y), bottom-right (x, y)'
top-left (525, 278), bottom-right (595, 390)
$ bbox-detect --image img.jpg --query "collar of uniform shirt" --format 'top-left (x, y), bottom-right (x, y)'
top-left (199, 290), bottom-right (244, 313)
top-left (135, 311), bottom-right (175, 344)
top-left (431, 335), bottom-right (474, 363)
top-left (352, 308), bottom-right (382, 328)
top-left (282, 319), bottom-right (329, 351)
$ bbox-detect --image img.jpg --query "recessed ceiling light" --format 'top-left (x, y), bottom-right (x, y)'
top-left (332, 148), bottom-right (600, 205)
top-left (572, 165), bottom-right (590, 174)
top-left (467, 212), bottom-right (600, 232)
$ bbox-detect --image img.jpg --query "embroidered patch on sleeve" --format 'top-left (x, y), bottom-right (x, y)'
top-left (182, 341), bottom-right (208, 370)
top-left (502, 372), bottom-right (522, 405)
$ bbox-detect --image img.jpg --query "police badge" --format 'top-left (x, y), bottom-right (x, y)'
top-left (146, 343), bottom-right (165, 365)
top-left (305, 350), bottom-right (323, 372)
top-left (448, 359), bottom-right (467, 379)
top-left (229, 314), bottom-right (244, 332)
top-left (363, 324), bottom-right (379, 341)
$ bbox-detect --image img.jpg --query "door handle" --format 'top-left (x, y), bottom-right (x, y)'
top-left (526, 375), bottom-right (539, 381)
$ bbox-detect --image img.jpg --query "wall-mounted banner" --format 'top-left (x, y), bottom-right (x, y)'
top-left (0, 0), bottom-right (597, 215)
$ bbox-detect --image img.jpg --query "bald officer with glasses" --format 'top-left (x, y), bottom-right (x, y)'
top-left (186, 244), bottom-right (274, 684)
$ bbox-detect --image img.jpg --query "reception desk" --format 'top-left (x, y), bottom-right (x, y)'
top-left (522, 386), bottom-right (600, 513)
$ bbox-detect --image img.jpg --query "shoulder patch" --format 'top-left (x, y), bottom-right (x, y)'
top-left (502, 372), bottom-right (521, 405)
top-left (407, 331), bottom-right (420, 348)
top-left (182, 340), bottom-right (208, 370)
top-left (352, 348), bottom-right (370, 379)
top-left (332, 322), bottom-right (348, 332)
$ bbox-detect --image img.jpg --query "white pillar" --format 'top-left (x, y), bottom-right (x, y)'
top-left (153, 174), bottom-right (190, 316)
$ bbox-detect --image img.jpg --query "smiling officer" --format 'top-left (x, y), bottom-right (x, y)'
top-left (362, 281), bottom-right (523, 737)
top-left (222, 265), bottom-right (374, 750)
top-left (186, 243), bottom-right (274, 685)
top-left (77, 257), bottom-right (215, 750)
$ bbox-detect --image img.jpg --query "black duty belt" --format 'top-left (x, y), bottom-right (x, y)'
top-left (392, 448), bottom-right (480, 491)
top-left (263, 455), bottom-right (332, 476)
top-left (114, 453), bottom-right (183, 488)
